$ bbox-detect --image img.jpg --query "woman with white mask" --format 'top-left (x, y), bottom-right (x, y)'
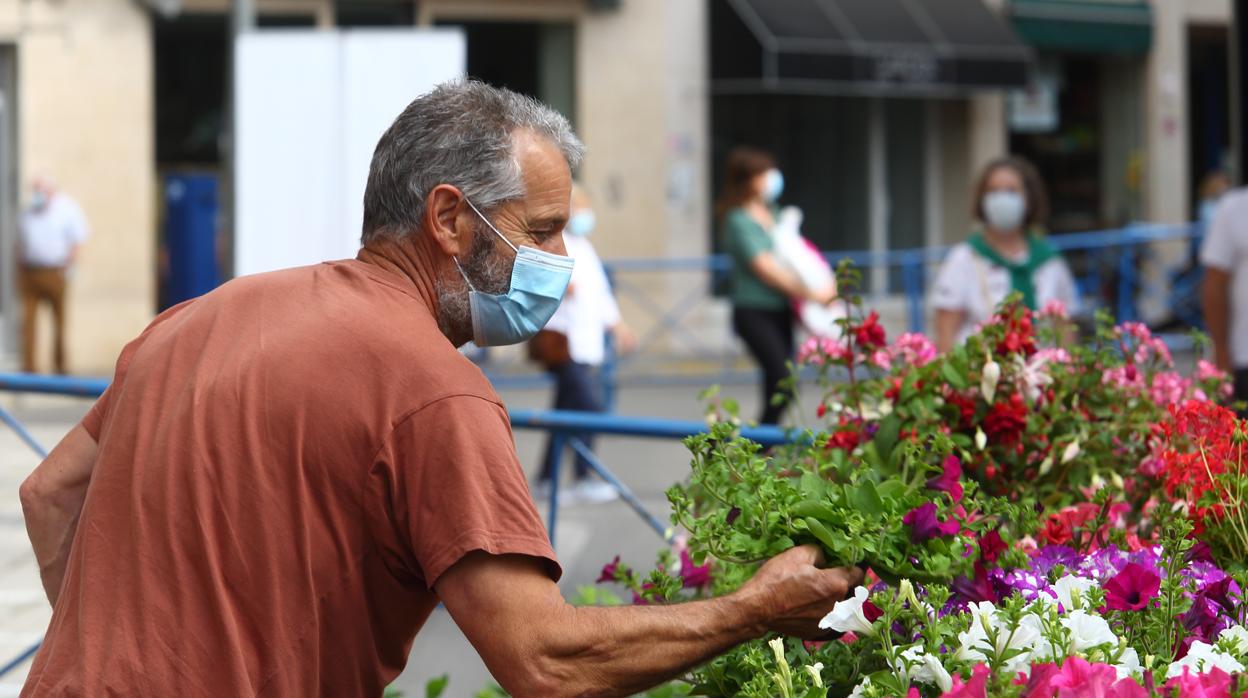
top-left (930, 156), bottom-right (1078, 353)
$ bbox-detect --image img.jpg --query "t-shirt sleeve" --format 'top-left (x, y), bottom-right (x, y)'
top-left (80, 334), bottom-right (145, 440)
top-left (80, 299), bottom-right (195, 440)
top-left (370, 395), bottom-right (560, 590)
top-left (931, 245), bottom-right (972, 311)
top-left (725, 212), bottom-right (772, 265)
top-left (1201, 199), bottom-right (1238, 272)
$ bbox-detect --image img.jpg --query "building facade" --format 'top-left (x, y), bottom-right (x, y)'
top-left (0, 0), bottom-right (1236, 372)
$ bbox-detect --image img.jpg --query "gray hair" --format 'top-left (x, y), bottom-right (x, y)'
top-left (361, 80), bottom-right (585, 243)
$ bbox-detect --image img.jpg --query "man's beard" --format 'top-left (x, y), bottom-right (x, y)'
top-left (436, 219), bottom-right (514, 346)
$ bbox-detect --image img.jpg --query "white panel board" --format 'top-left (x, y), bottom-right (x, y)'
top-left (234, 29), bottom-right (466, 277)
top-left (235, 32), bottom-right (340, 278)
top-left (341, 30), bottom-right (466, 255)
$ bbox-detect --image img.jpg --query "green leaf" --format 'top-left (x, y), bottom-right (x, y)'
top-left (873, 413), bottom-right (901, 465)
top-left (848, 480), bottom-right (884, 517)
top-left (941, 361), bottom-right (968, 390)
top-left (425, 675), bottom-right (448, 698)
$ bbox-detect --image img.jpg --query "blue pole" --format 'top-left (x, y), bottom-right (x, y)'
top-left (0, 373), bottom-right (109, 397)
top-left (546, 432), bottom-right (564, 547)
top-left (567, 437), bottom-right (671, 540)
top-left (902, 256), bottom-right (924, 333)
top-left (508, 409), bottom-right (795, 446)
top-left (0, 639), bottom-right (41, 679)
top-left (1117, 246), bottom-right (1137, 323)
top-left (0, 404), bottom-right (49, 459)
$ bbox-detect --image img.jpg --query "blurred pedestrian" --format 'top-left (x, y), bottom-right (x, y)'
top-left (17, 176), bottom-right (89, 374)
top-left (717, 147), bottom-right (835, 425)
top-left (1201, 185), bottom-right (1248, 408)
top-left (531, 185), bottom-right (636, 504)
top-left (931, 156), bottom-right (1077, 353)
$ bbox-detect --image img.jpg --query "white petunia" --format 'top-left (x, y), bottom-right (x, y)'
top-left (1218, 625), bottom-right (1248, 655)
top-left (1114, 647), bottom-right (1143, 680)
top-left (896, 645), bottom-right (954, 693)
top-left (848, 676), bottom-right (872, 698)
top-left (819, 586), bottom-right (877, 636)
top-left (1167, 641), bottom-right (1246, 679)
top-left (1062, 610), bottom-right (1118, 653)
top-left (955, 603), bottom-right (1039, 675)
top-left (1051, 575), bottom-right (1097, 612)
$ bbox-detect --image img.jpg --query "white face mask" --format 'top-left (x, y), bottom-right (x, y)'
top-left (982, 190), bottom-right (1027, 233)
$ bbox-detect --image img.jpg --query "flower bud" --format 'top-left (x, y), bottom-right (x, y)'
top-left (981, 357), bottom-right (1001, 404)
top-left (976, 426), bottom-right (987, 451)
top-left (1039, 451), bottom-right (1055, 476)
top-left (1061, 439), bottom-right (1081, 464)
top-left (805, 663), bottom-right (825, 689)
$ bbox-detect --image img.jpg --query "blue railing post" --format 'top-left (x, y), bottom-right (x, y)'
top-left (546, 431), bottom-right (565, 547)
top-left (1117, 244), bottom-right (1138, 323)
top-left (902, 255), bottom-right (924, 334)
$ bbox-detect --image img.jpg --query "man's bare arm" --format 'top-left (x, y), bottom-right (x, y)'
top-left (1203, 267), bottom-right (1233, 371)
top-left (436, 545), bottom-right (861, 697)
top-left (19, 424), bottom-right (97, 606)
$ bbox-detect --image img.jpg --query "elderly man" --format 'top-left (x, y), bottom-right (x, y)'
top-left (17, 176), bottom-right (88, 374)
top-left (19, 82), bottom-right (859, 696)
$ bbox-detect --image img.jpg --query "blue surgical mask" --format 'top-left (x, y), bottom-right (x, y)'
top-left (30, 191), bottom-right (47, 210)
top-left (762, 169), bottom-right (784, 203)
top-left (566, 210), bottom-right (596, 237)
top-left (456, 199), bottom-right (574, 347)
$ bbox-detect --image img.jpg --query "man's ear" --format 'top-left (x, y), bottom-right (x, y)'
top-left (424, 184), bottom-right (470, 257)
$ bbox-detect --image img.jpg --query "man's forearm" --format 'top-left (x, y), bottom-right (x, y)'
top-left (530, 590), bottom-right (766, 696)
top-left (21, 486), bottom-right (87, 605)
top-left (19, 424), bottom-right (98, 606)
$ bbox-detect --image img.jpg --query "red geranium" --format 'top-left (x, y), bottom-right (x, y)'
top-left (854, 311), bottom-right (887, 349)
top-left (984, 393), bottom-right (1028, 447)
top-left (993, 308), bottom-right (1037, 356)
top-left (1157, 400), bottom-right (1244, 528)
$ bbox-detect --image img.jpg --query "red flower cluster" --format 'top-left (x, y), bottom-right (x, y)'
top-left (826, 416), bottom-right (863, 452)
top-left (854, 311), bottom-right (887, 349)
top-left (984, 393), bottom-right (1028, 447)
top-left (1158, 400), bottom-right (1244, 526)
top-left (994, 308), bottom-right (1037, 356)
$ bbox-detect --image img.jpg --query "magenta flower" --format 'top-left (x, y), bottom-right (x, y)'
top-left (977, 530), bottom-right (1007, 564)
top-left (1103, 563), bottom-right (1161, 611)
top-left (1163, 666), bottom-right (1233, 698)
top-left (678, 549), bottom-right (711, 589)
top-left (944, 663), bottom-right (990, 698)
top-left (926, 455), bottom-right (964, 503)
top-left (1048, 657), bottom-right (1148, 697)
top-left (597, 555), bottom-right (622, 584)
top-left (903, 502), bottom-right (960, 543)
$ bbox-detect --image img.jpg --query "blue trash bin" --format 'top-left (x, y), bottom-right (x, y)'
top-left (163, 173), bottom-right (220, 309)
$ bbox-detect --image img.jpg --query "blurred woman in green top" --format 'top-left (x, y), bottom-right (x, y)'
top-left (717, 146), bottom-right (836, 425)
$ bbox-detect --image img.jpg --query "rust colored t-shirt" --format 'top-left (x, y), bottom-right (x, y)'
top-left (22, 259), bottom-right (559, 697)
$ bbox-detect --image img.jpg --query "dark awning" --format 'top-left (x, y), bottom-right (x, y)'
top-left (712, 0), bottom-right (1034, 97)
top-left (1008, 0), bottom-right (1152, 55)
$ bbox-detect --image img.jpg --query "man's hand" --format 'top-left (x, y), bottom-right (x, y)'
top-left (737, 545), bottom-right (863, 639)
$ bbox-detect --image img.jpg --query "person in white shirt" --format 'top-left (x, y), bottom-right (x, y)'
top-left (16, 176), bottom-right (89, 373)
top-left (931, 156), bottom-right (1077, 352)
top-left (1201, 186), bottom-right (1248, 408)
top-left (533, 186), bottom-right (635, 504)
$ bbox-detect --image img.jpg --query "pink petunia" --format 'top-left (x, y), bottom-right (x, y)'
top-left (943, 663), bottom-right (991, 698)
top-left (1103, 562), bottom-right (1161, 611)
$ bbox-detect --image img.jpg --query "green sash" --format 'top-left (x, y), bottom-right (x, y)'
top-left (967, 232), bottom-right (1057, 310)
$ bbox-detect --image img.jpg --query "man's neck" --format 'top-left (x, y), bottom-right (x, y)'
top-left (357, 234), bottom-right (441, 315)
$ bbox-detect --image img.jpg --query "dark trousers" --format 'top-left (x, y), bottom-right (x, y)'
top-left (732, 306), bottom-right (795, 425)
top-left (540, 361), bottom-right (602, 482)
top-left (20, 266), bottom-right (68, 374)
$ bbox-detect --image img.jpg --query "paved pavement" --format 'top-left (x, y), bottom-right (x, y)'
top-left (0, 375), bottom-right (815, 696)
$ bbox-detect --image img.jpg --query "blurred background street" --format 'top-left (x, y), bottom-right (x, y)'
top-left (2, 0), bottom-right (1248, 694)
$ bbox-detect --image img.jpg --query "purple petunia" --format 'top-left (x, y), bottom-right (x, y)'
top-left (902, 502), bottom-right (960, 543)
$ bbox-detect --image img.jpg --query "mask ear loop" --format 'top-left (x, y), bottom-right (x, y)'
top-left (452, 256), bottom-right (477, 292)
top-left (463, 197), bottom-right (519, 253)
